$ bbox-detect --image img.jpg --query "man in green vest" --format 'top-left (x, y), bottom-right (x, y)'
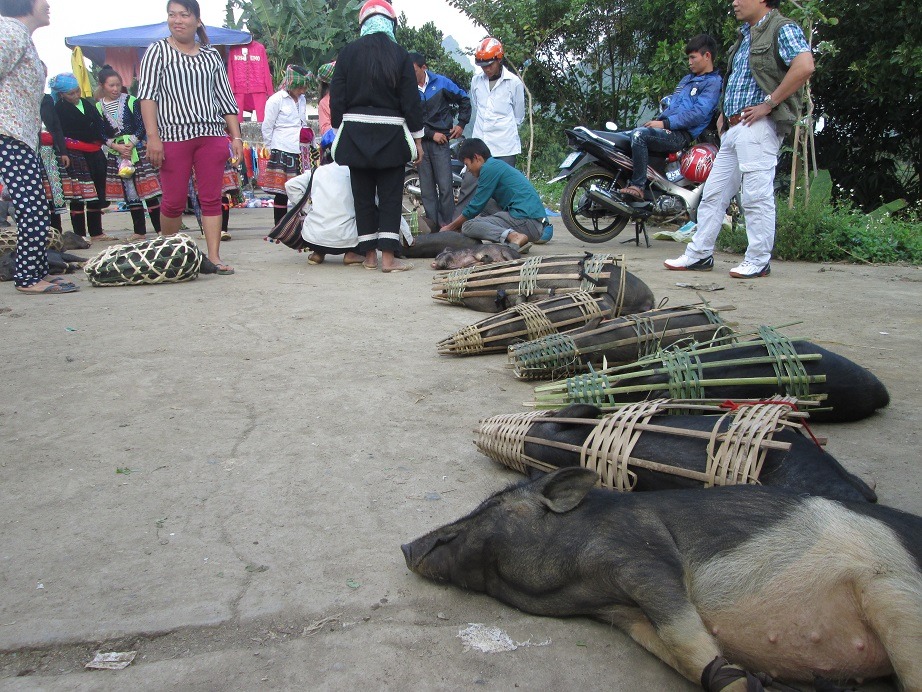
top-left (664, 0), bottom-right (814, 278)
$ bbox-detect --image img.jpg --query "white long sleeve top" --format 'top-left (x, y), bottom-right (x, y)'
top-left (262, 89), bottom-right (307, 154)
top-left (470, 66), bottom-right (525, 157)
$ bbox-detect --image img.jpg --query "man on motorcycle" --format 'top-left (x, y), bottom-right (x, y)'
top-left (619, 34), bottom-right (721, 202)
top-left (409, 53), bottom-right (471, 227)
top-left (665, 0), bottom-right (814, 278)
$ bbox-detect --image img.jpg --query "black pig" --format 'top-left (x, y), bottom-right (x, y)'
top-left (516, 403), bottom-right (877, 502)
top-left (431, 244), bottom-right (521, 270)
top-left (403, 468), bottom-right (922, 691)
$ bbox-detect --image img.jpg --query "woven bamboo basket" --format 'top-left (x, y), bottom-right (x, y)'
top-left (531, 326), bottom-right (828, 410)
top-left (508, 303), bottom-right (736, 380)
top-left (431, 253), bottom-right (633, 313)
top-left (475, 398), bottom-right (811, 491)
top-left (84, 233), bottom-right (203, 286)
top-left (0, 227), bottom-right (63, 253)
top-left (437, 291), bottom-right (616, 356)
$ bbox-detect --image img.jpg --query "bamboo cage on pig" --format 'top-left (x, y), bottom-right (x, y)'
top-left (508, 303), bottom-right (737, 380)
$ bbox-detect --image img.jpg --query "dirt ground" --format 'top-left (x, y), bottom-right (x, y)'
top-left (0, 207), bottom-right (919, 691)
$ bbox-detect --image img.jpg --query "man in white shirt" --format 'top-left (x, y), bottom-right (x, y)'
top-left (455, 37), bottom-right (525, 215)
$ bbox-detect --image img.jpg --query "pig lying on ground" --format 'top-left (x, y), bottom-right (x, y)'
top-left (401, 230), bottom-right (481, 258)
top-left (431, 244), bottom-right (521, 270)
top-left (403, 468), bottom-right (922, 691)
top-left (0, 250), bottom-right (87, 282)
top-left (506, 403), bottom-right (877, 502)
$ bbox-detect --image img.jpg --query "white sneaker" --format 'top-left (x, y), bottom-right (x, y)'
top-left (729, 260), bottom-right (770, 278)
top-left (663, 254), bottom-right (714, 271)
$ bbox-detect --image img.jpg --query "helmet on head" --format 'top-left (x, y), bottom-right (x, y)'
top-left (474, 37), bottom-right (504, 67)
top-left (359, 0), bottom-right (396, 25)
top-left (680, 143), bottom-right (719, 183)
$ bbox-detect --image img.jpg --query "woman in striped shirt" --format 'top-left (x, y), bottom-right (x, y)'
top-left (137, 0), bottom-right (242, 275)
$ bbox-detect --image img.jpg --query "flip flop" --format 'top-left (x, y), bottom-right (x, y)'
top-left (507, 241), bottom-right (532, 254)
top-left (343, 258), bottom-right (364, 266)
top-left (90, 234), bottom-right (119, 243)
top-left (214, 263), bottom-right (235, 275)
top-left (363, 262), bottom-right (378, 270)
top-left (308, 252), bottom-right (325, 265)
top-left (381, 261), bottom-right (413, 273)
top-left (16, 282), bottom-right (79, 294)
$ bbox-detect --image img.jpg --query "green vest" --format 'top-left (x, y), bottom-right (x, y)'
top-left (725, 11), bottom-right (805, 137)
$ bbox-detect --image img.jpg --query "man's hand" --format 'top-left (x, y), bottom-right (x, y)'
top-left (741, 101), bottom-right (772, 126)
top-left (414, 139), bottom-right (423, 167)
top-left (449, 125), bottom-right (463, 140)
top-left (642, 120), bottom-right (666, 129)
top-left (433, 132), bottom-right (448, 145)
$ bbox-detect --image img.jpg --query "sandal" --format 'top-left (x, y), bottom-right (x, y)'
top-left (381, 260), bottom-right (413, 273)
top-left (127, 234), bottom-right (147, 242)
top-left (16, 281), bottom-right (79, 294)
top-left (213, 263), bottom-right (235, 275)
top-left (90, 234), bottom-right (119, 243)
top-left (618, 185), bottom-right (645, 201)
top-left (308, 252), bottom-right (325, 265)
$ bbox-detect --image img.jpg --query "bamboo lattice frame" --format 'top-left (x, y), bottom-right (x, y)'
top-left (0, 227), bottom-right (63, 254)
top-left (84, 233), bottom-right (203, 286)
top-left (508, 303), bottom-right (736, 380)
top-left (475, 398), bottom-right (810, 491)
top-left (531, 327), bottom-right (824, 410)
top-left (437, 291), bottom-right (614, 355)
top-left (432, 253), bottom-right (626, 312)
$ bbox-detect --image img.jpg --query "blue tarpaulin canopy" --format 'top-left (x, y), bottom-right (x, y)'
top-left (65, 23), bottom-right (252, 65)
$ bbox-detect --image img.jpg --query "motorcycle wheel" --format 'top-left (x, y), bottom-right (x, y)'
top-left (403, 171), bottom-right (423, 215)
top-left (560, 165), bottom-right (630, 243)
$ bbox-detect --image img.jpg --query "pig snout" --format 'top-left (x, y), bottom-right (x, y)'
top-left (401, 531), bottom-right (458, 580)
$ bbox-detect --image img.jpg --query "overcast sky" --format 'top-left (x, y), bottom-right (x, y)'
top-left (33, 0), bottom-right (486, 84)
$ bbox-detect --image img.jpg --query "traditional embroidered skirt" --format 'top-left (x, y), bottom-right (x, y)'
top-left (104, 144), bottom-right (162, 203)
top-left (61, 149), bottom-right (102, 202)
top-left (222, 159), bottom-right (241, 194)
top-left (260, 149), bottom-right (302, 194)
top-left (39, 144), bottom-right (66, 211)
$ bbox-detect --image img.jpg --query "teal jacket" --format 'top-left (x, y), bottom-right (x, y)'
top-left (463, 157), bottom-right (545, 220)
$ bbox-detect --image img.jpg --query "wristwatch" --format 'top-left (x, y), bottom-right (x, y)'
top-left (763, 94), bottom-right (776, 109)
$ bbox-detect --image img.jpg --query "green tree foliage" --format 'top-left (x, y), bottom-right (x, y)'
top-left (395, 15), bottom-right (472, 90)
top-left (225, 0), bottom-right (362, 84)
top-left (811, 0), bottom-right (922, 208)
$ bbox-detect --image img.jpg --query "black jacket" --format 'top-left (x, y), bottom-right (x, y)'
top-left (54, 98), bottom-right (106, 144)
top-left (330, 33), bottom-right (424, 169)
top-left (40, 95), bottom-right (66, 155)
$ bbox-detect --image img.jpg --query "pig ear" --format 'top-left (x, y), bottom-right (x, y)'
top-left (533, 468), bottom-right (598, 513)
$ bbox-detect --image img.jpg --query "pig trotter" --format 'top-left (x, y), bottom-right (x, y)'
top-left (701, 656), bottom-right (800, 692)
top-left (494, 289), bottom-right (509, 311)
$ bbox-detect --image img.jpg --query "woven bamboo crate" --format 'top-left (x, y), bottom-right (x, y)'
top-left (531, 326), bottom-right (829, 410)
top-left (431, 253), bottom-right (650, 314)
top-left (508, 303), bottom-right (737, 380)
top-left (437, 291), bottom-right (615, 356)
top-left (475, 398), bottom-right (810, 491)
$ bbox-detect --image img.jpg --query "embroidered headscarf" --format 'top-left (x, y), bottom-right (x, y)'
top-left (48, 73), bottom-right (80, 103)
top-left (360, 14), bottom-right (395, 41)
top-left (317, 61), bottom-right (336, 84)
top-left (279, 65), bottom-right (316, 92)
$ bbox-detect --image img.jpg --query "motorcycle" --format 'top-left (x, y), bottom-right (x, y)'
top-left (403, 138), bottom-right (465, 215)
top-left (550, 123), bottom-right (720, 244)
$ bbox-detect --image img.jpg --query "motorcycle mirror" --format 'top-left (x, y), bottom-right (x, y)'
top-left (605, 121), bottom-right (619, 131)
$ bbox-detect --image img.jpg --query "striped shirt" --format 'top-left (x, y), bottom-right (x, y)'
top-left (137, 39), bottom-right (238, 142)
top-left (722, 13), bottom-right (811, 117)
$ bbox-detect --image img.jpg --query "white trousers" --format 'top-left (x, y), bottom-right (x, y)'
top-left (686, 118), bottom-right (781, 266)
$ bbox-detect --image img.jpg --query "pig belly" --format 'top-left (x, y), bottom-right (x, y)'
top-left (700, 580), bottom-right (892, 682)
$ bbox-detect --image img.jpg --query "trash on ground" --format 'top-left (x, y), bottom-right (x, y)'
top-left (85, 651), bottom-right (137, 670)
top-left (675, 282), bottom-right (724, 291)
top-left (457, 623), bottom-right (551, 653)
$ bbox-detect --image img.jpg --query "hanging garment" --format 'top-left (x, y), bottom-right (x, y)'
top-left (226, 41), bottom-right (274, 120)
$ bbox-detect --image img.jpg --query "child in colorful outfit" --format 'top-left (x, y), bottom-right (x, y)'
top-left (96, 65), bottom-right (162, 242)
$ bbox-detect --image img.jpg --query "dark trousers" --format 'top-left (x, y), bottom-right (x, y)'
top-left (70, 149), bottom-right (108, 237)
top-left (349, 165), bottom-right (404, 255)
top-left (628, 127), bottom-right (688, 188)
top-left (455, 154), bottom-right (516, 217)
top-left (419, 138), bottom-right (455, 227)
top-left (273, 193), bottom-right (288, 225)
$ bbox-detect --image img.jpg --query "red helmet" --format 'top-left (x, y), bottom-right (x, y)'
top-left (359, 0), bottom-right (396, 25)
top-left (475, 37), bottom-right (504, 67)
top-left (680, 144), bottom-right (719, 183)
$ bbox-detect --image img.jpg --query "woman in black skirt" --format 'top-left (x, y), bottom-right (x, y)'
top-left (330, 0), bottom-right (423, 273)
top-left (50, 73), bottom-right (113, 242)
